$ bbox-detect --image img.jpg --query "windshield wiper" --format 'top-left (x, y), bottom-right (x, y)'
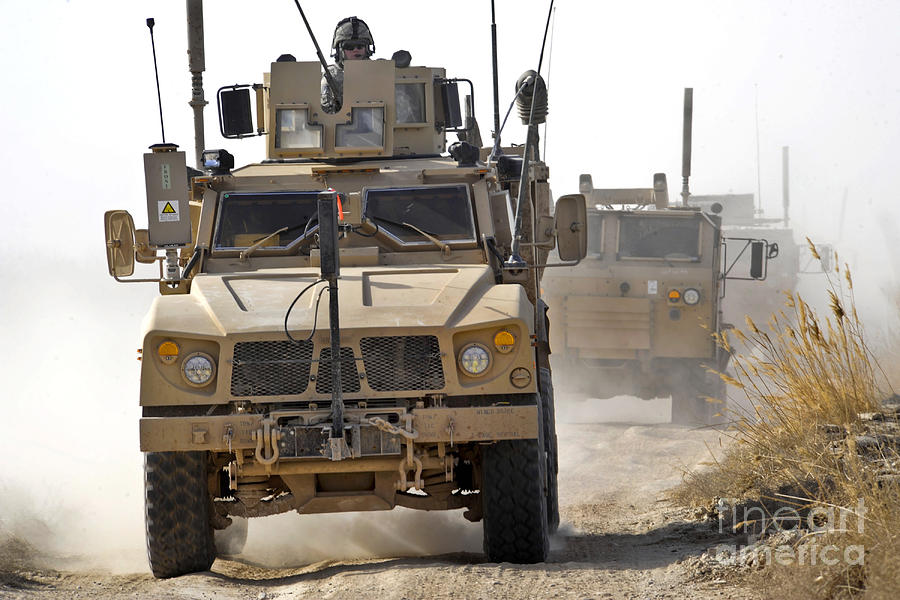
top-left (240, 227), bottom-right (289, 261)
top-left (370, 216), bottom-right (451, 258)
top-left (238, 215), bottom-right (320, 262)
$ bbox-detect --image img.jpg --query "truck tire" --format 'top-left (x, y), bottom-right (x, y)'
top-left (671, 391), bottom-right (711, 425)
top-left (144, 451), bottom-right (217, 578)
top-left (214, 516), bottom-right (248, 556)
top-left (482, 439), bottom-right (550, 563)
top-left (539, 367), bottom-right (560, 534)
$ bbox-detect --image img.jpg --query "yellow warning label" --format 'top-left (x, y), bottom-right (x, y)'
top-left (158, 200), bottom-right (180, 223)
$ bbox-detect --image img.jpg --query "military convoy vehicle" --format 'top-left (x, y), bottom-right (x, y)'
top-left (542, 174), bottom-right (780, 423)
top-left (103, 3), bottom-right (585, 579)
top-left (543, 175), bottom-right (721, 423)
top-left (541, 90), bottom-right (776, 424)
top-left (690, 147), bottom-right (833, 330)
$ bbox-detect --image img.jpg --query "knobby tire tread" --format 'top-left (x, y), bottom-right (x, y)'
top-left (482, 439), bottom-right (550, 563)
top-left (144, 451), bottom-right (217, 578)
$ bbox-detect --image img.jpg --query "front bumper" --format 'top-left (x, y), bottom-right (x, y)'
top-left (139, 405), bottom-right (539, 454)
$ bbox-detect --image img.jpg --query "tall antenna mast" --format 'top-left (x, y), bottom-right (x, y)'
top-left (186, 0), bottom-right (207, 170)
top-left (146, 18), bottom-right (166, 144)
top-left (490, 0), bottom-right (500, 147)
top-left (681, 87), bottom-right (693, 207)
top-left (754, 83), bottom-right (762, 215)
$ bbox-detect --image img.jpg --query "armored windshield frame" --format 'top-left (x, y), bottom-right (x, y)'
top-left (615, 213), bottom-right (703, 262)
top-left (363, 184), bottom-right (478, 250)
top-left (211, 191), bottom-right (323, 257)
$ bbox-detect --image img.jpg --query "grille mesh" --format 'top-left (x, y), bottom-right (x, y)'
top-left (360, 335), bottom-right (445, 391)
top-left (315, 347), bottom-right (361, 394)
top-left (230, 340), bottom-right (313, 397)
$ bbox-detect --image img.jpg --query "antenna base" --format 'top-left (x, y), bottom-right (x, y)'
top-left (149, 142), bottom-right (179, 153)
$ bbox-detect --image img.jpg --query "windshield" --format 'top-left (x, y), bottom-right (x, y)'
top-left (213, 192), bottom-right (321, 250)
top-left (364, 185), bottom-right (476, 244)
top-left (618, 215), bottom-right (701, 260)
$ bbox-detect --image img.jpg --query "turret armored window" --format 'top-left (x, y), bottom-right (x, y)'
top-left (274, 107), bottom-right (323, 149)
top-left (336, 106), bottom-right (385, 149)
top-left (395, 83), bottom-right (426, 124)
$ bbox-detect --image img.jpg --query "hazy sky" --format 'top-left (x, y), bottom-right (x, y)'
top-left (1, 0), bottom-right (898, 569)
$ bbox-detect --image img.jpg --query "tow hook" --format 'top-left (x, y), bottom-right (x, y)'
top-left (252, 418), bottom-right (281, 466)
top-left (368, 414), bottom-right (422, 491)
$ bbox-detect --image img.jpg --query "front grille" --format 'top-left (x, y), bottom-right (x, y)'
top-left (230, 340), bottom-right (313, 397)
top-left (315, 347), bottom-right (361, 394)
top-left (360, 335), bottom-right (445, 391)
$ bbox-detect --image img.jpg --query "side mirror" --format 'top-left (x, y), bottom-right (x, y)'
top-left (218, 85), bottom-right (256, 138)
top-left (104, 210), bottom-right (136, 277)
top-left (555, 194), bottom-right (588, 262)
top-left (439, 81), bottom-right (462, 129)
top-left (750, 241), bottom-right (764, 279)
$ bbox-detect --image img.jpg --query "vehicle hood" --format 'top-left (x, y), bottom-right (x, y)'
top-left (142, 264), bottom-right (532, 338)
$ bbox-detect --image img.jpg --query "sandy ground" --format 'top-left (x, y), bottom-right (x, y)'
top-left (0, 396), bottom-right (760, 600)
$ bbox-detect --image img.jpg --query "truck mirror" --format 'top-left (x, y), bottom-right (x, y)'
top-left (750, 240), bottom-right (764, 279)
top-left (439, 81), bottom-right (462, 129)
top-left (218, 85), bottom-right (255, 138)
top-left (104, 210), bottom-right (136, 278)
top-left (555, 194), bottom-right (588, 262)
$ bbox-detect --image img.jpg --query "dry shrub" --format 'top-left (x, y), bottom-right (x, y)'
top-left (674, 242), bottom-right (900, 598)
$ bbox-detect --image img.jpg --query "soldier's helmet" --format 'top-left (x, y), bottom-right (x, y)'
top-left (331, 16), bottom-right (375, 64)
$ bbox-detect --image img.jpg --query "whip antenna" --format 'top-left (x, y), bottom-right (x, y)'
top-left (146, 18), bottom-right (166, 143)
top-left (491, 0), bottom-right (500, 146)
top-left (506, 0), bottom-right (555, 269)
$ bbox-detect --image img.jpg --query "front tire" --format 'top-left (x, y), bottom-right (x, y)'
top-left (481, 439), bottom-right (550, 563)
top-left (144, 451), bottom-right (217, 578)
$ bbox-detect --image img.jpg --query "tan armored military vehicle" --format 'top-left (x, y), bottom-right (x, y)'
top-left (103, 7), bottom-right (585, 579)
top-left (542, 174), bottom-right (775, 424)
top-left (691, 148), bottom-right (832, 328)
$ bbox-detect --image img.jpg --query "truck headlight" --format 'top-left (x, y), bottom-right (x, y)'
top-left (458, 343), bottom-right (491, 376)
top-left (182, 352), bottom-right (216, 387)
top-left (683, 288), bottom-right (700, 305)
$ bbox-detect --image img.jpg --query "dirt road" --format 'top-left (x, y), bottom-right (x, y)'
top-left (1, 397), bottom-right (758, 599)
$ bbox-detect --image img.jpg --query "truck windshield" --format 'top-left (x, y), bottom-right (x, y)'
top-left (618, 215), bottom-right (701, 260)
top-left (364, 185), bottom-right (476, 244)
top-left (213, 192), bottom-right (321, 250)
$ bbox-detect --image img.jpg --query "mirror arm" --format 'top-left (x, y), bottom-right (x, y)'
top-left (505, 258), bottom-right (582, 270)
top-left (114, 256), bottom-right (167, 283)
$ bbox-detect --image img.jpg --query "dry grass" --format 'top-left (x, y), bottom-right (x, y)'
top-left (672, 242), bottom-right (900, 599)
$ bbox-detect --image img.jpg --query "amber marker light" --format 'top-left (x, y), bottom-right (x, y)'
top-left (493, 330), bottom-right (516, 354)
top-left (157, 341), bottom-right (179, 365)
top-left (667, 289), bottom-right (681, 303)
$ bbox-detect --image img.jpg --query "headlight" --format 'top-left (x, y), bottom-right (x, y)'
top-left (182, 352), bottom-right (216, 387)
top-left (458, 343), bottom-right (491, 377)
top-left (683, 288), bottom-right (701, 305)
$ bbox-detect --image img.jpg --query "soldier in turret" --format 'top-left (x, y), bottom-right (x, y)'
top-left (321, 16), bottom-right (375, 114)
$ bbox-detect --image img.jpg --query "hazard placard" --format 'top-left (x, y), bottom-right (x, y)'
top-left (158, 200), bottom-right (180, 222)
